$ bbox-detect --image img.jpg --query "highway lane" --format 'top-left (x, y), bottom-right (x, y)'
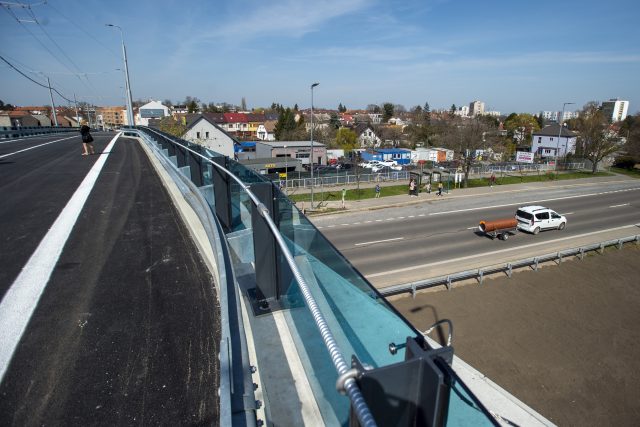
top-left (0, 132), bottom-right (220, 424)
top-left (314, 183), bottom-right (640, 284)
top-left (0, 131), bottom-right (115, 295)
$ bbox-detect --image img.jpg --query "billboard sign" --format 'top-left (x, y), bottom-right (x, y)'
top-left (140, 108), bottom-right (165, 118)
top-left (516, 151), bottom-right (534, 163)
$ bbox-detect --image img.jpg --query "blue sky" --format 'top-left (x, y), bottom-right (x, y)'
top-left (1, 0), bottom-right (639, 114)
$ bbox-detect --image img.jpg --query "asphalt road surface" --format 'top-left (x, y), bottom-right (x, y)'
top-left (313, 179), bottom-right (640, 287)
top-left (0, 132), bottom-right (219, 425)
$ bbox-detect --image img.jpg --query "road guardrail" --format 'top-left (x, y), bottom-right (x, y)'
top-left (380, 234), bottom-right (640, 298)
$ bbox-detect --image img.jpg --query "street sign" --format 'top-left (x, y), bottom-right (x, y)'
top-left (279, 172), bottom-right (287, 179)
top-left (516, 151), bottom-right (534, 163)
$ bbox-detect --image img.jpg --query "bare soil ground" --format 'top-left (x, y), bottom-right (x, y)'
top-left (390, 244), bottom-right (640, 426)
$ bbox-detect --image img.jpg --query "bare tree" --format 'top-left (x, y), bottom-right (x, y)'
top-left (441, 117), bottom-right (497, 187)
top-left (576, 102), bottom-right (620, 173)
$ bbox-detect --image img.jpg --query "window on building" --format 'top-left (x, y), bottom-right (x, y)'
top-left (205, 132), bottom-right (209, 138)
top-left (196, 132), bottom-right (201, 138)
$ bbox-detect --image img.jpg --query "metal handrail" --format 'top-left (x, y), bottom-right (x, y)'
top-left (138, 127), bottom-right (377, 427)
top-left (381, 234), bottom-right (640, 297)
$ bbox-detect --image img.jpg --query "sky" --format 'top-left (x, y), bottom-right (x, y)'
top-left (1, 0), bottom-right (639, 115)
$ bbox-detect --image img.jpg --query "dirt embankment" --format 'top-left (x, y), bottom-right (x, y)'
top-left (391, 245), bottom-right (640, 426)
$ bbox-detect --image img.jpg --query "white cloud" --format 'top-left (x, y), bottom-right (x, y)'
top-left (207, 0), bottom-right (368, 40)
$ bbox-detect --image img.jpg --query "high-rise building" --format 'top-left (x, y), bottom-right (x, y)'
top-left (600, 98), bottom-right (629, 122)
top-left (469, 100), bottom-right (485, 117)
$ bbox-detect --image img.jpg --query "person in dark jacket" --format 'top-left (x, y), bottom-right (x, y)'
top-left (80, 125), bottom-right (95, 156)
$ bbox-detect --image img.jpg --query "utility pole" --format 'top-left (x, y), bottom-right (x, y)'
top-left (47, 77), bottom-right (58, 127)
top-left (73, 93), bottom-right (80, 127)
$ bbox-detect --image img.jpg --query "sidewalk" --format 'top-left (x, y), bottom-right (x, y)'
top-left (301, 173), bottom-right (636, 216)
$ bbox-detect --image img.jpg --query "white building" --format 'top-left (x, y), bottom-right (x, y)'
top-left (455, 105), bottom-right (469, 117)
top-left (136, 100), bottom-right (170, 126)
top-left (469, 100), bottom-right (485, 117)
top-left (182, 115), bottom-right (238, 158)
top-left (530, 123), bottom-right (577, 159)
top-left (600, 98), bottom-right (629, 122)
top-left (540, 110), bottom-right (579, 122)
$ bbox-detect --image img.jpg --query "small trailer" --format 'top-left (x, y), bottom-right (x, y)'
top-left (478, 218), bottom-right (518, 241)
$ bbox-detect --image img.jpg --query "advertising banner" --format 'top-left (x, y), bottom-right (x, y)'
top-left (516, 151), bottom-right (534, 163)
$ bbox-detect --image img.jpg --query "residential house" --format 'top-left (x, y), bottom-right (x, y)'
top-left (5, 111), bottom-right (39, 127)
top-left (222, 113), bottom-right (250, 139)
top-left (355, 123), bottom-right (381, 148)
top-left (530, 123), bottom-right (577, 159)
top-left (246, 113), bottom-right (266, 138)
top-left (182, 114), bottom-right (238, 158)
top-left (136, 100), bottom-right (171, 126)
top-left (32, 114), bottom-right (52, 127)
top-left (411, 147), bottom-right (454, 163)
top-left (256, 120), bottom-right (276, 141)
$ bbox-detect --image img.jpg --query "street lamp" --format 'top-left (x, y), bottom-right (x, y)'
top-left (284, 144), bottom-right (288, 192)
top-left (310, 82), bottom-right (319, 209)
top-left (555, 102), bottom-right (574, 175)
top-left (106, 24), bottom-right (135, 127)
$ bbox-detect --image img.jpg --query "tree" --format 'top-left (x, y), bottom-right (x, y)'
top-left (184, 96), bottom-right (201, 113)
top-left (338, 103), bottom-right (347, 113)
top-left (329, 112), bottom-right (340, 129)
top-left (157, 116), bottom-right (187, 138)
top-left (503, 113), bottom-right (540, 143)
top-left (575, 102), bottom-right (621, 173)
top-left (366, 104), bottom-right (381, 113)
top-left (382, 102), bottom-right (394, 122)
top-left (424, 102), bottom-right (431, 125)
top-left (274, 107), bottom-right (307, 140)
top-left (0, 100), bottom-right (15, 110)
top-left (441, 117), bottom-right (497, 187)
top-left (620, 114), bottom-right (640, 163)
top-left (335, 128), bottom-right (358, 151)
top-left (293, 103), bottom-right (299, 111)
top-left (163, 99), bottom-right (173, 107)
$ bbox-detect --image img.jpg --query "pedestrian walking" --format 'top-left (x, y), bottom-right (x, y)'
top-left (80, 124), bottom-right (95, 156)
top-left (375, 184), bottom-right (381, 198)
top-left (426, 181), bottom-right (431, 194)
top-left (437, 181), bottom-right (443, 196)
top-left (490, 173), bottom-right (496, 187)
top-left (341, 188), bottom-right (347, 209)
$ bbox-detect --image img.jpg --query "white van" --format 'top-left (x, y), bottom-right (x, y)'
top-left (515, 205), bottom-right (567, 234)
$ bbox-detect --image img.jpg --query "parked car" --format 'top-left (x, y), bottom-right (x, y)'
top-left (360, 161), bottom-right (382, 169)
top-left (515, 205), bottom-right (567, 234)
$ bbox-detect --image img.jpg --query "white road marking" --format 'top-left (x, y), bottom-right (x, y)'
top-left (428, 187), bottom-right (640, 216)
top-left (0, 135), bottom-right (77, 159)
top-left (467, 226), bottom-right (477, 230)
top-left (367, 224), bottom-right (640, 278)
top-left (609, 203), bottom-right (630, 208)
top-left (562, 212), bottom-right (575, 215)
top-left (340, 223), bottom-right (350, 226)
top-left (0, 133), bottom-right (120, 382)
top-left (355, 237), bottom-right (404, 246)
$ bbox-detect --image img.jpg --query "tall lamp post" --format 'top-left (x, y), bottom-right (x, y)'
top-left (284, 144), bottom-right (288, 192)
top-left (310, 82), bottom-right (319, 209)
top-left (106, 24), bottom-right (135, 127)
top-left (555, 102), bottom-right (574, 176)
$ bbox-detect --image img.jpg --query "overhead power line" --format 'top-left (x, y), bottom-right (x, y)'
top-left (0, 54), bottom-right (73, 103)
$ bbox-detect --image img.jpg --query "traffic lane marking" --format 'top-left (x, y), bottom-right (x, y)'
top-left (367, 223), bottom-right (640, 278)
top-left (355, 237), bottom-right (404, 246)
top-left (0, 135), bottom-right (77, 159)
top-left (609, 203), bottom-right (630, 208)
